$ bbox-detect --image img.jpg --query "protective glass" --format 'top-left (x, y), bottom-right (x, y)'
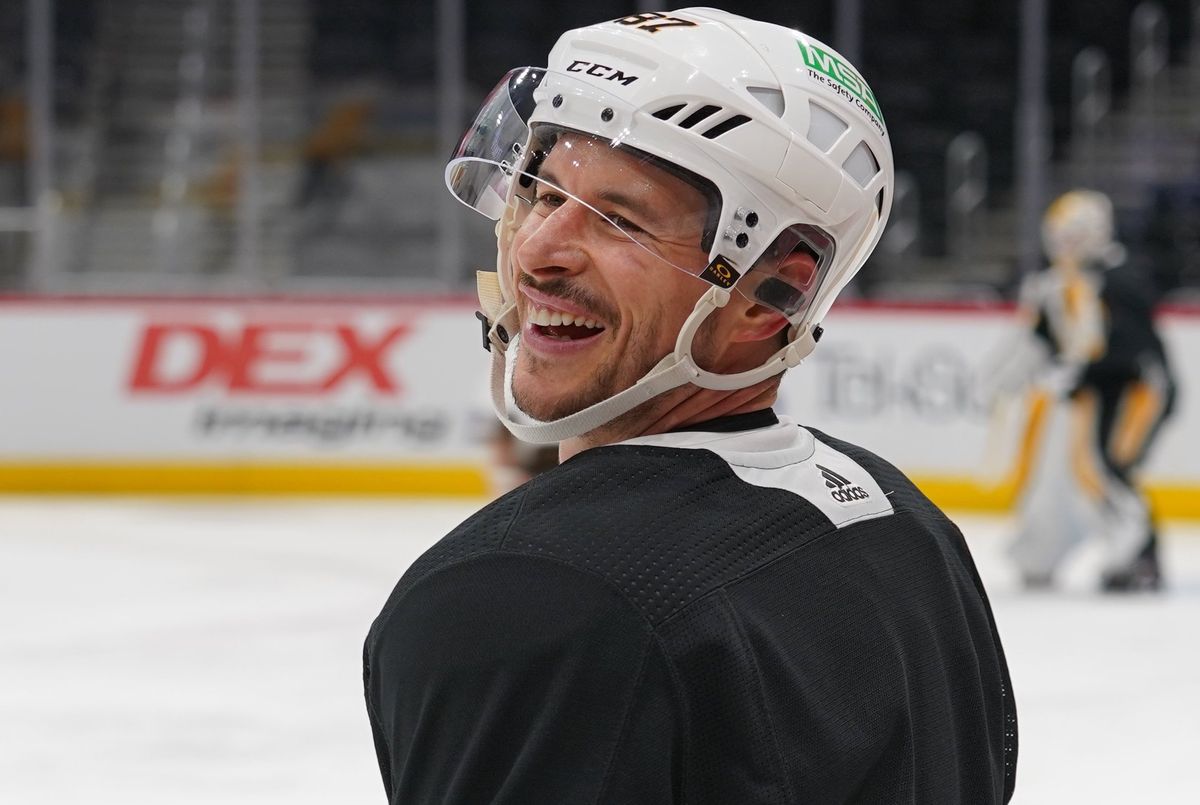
top-left (446, 67), bottom-right (545, 220)
top-left (445, 66), bottom-right (838, 324)
top-left (737, 224), bottom-right (837, 320)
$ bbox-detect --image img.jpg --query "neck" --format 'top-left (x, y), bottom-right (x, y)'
top-left (558, 378), bottom-right (780, 462)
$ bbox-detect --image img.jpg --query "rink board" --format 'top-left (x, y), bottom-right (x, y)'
top-left (777, 302), bottom-right (1200, 517)
top-left (1, 296), bottom-right (1197, 514)
top-left (0, 296), bottom-right (494, 495)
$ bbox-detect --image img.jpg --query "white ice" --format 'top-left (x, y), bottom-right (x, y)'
top-left (1, 499), bottom-right (1198, 804)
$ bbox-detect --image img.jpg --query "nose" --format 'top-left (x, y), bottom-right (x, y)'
top-left (512, 198), bottom-right (593, 279)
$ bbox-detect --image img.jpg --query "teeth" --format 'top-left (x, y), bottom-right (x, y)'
top-left (528, 305), bottom-right (603, 329)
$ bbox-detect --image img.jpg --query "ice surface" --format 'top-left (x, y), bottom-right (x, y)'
top-left (1, 499), bottom-right (1197, 804)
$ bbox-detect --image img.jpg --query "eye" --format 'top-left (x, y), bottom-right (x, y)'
top-left (532, 188), bottom-right (566, 210)
top-left (609, 214), bottom-right (645, 235)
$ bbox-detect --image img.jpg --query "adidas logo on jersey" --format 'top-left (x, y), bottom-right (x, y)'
top-left (817, 464), bottom-right (870, 503)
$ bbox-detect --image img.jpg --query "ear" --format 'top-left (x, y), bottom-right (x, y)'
top-left (728, 248), bottom-right (818, 344)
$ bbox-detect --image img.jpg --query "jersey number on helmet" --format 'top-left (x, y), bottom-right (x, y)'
top-left (613, 13), bottom-right (698, 34)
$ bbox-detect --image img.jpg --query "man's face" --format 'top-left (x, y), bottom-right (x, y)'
top-left (507, 133), bottom-right (713, 423)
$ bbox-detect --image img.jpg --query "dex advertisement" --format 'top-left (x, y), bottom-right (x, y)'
top-left (1, 297), bottom-right (1197, 502)
top-left (0, 297), bottom-right (492, 461)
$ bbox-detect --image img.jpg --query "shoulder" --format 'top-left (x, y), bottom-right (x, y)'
top-left (375, 439), bottom-right (838, 632)
top-left (803, 426), bottom-right (948, 523)
top-left (372, 425), bottom-right (946, 642)
top-left (368, 549), bottom-right (657, 674)
top-left (616, 420), bottom-right (911, 529)
top-left (365, 487), bottom-right (660, 677)
top-left (504, 443), bottom-right (824, 624)
top-left (362, 548), bottom-right (676, 802)
top-left (379, 484), bottom-right (529, 610)
top-left (366, 449), bottom-right (716, 643)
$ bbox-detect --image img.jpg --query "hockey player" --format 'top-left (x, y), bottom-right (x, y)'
top-left (365, 9), bottom-right (1016, 803)
top-left (992, 190), bottom-right (1176, 591)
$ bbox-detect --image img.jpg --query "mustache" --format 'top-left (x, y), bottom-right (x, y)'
top-left (518, 274), bottom-right (619, 326)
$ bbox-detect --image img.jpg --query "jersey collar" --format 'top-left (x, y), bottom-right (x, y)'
top-left (669, 408), bottom-right (780, 434)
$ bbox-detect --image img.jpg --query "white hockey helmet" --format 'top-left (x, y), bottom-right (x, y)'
top-left (447, 8), bottom-right (894, 443)
top-left (1042, 189), bottom-right (1122, 266)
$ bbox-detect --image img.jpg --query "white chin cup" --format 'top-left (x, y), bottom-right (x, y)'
top-left (488, 286), bottom-right (817, 445)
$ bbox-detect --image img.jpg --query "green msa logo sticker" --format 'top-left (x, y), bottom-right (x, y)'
top-left (796, 40), bottom-right (885, 134)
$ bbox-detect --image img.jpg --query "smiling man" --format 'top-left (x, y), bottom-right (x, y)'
top-left (508, 132), bottom-right (788, 442)
top-left (365, 9), bottom-right (1016, 804)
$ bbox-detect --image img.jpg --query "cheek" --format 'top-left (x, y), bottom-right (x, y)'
top-left (663, 272), bottom-right (706, 318)
top-left (621, 270), bottom-right (703, 338)
top-left (507, 224), bottom-right (531, 270)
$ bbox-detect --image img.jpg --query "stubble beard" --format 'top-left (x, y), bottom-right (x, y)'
top-left (510, 296), bottom-right (719, 433)
top-left (510, 319), bottom-right (659, 423)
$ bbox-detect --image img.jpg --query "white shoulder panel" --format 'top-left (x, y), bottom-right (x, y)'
top-left (725, 435), bottom-right (894, 528)
top-left (618, 419), bottom-right (895, 528)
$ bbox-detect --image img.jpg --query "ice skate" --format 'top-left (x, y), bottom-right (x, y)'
top-left (1101, 535), bottom-right (1163, 592)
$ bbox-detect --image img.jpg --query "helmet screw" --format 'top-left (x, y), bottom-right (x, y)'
top-left (497, 325), bottom-right (510, 344)
top-left (734, 208), bottom-right (759, 228)
top-left (600, 107), bottom-right (614, 122)
top-left (736, 233), bottom-right (749, 248)
top-left (552, 94), bottom-right (563, 108)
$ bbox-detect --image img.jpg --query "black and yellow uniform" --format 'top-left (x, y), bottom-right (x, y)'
top-left (364, 411), bottom-right (1017, 803)
top-left (1071, 262), bottom-right (1176, 589)
top-left (1014, 256), bottom-right (1176, 590)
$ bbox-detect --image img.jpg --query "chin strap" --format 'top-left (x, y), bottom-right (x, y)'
top-left (475, 272), bottom-right (822, 445)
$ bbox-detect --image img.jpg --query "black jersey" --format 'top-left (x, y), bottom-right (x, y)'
top-left (1081, 262), bottom-right (1175, 392)
top-left (364, 411), bottom-right (1017, 803)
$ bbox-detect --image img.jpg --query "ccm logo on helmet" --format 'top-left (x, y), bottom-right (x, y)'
top-left (818, 464), bottom-right (871, 504)
top-left (566, 60), bottom-right (639, 86)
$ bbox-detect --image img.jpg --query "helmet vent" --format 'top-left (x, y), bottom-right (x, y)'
top-left (650, 103), bottom-right (751, 139)
top-left (747, 86), bottom-right (785, 117)
top-left (843, 141), bottom-right (880, 187)
top-left (678, 104), bottom-right (721, 129)
top-left (652, 103), bottom-right (686, 120)
top-left (807, 101), bottom-right (848, 152)
top-left (701, 114), bottom-right (751, 139)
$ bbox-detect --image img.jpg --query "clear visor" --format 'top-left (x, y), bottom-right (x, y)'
top-left (737, 223), bottom-right (836, 321)
top-left (446, 67), bottom-right (545, 220)
top-left (445, 66), bottom-right (837, 324)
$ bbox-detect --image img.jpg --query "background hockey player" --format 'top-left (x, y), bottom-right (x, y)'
top-left (364, 9), bottom-right (1016, 803)
top-left (985, 189), bottom-right (1176, 591)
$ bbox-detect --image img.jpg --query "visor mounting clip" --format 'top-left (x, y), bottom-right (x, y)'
top-left (474, 311), bottom-right (492, 352)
